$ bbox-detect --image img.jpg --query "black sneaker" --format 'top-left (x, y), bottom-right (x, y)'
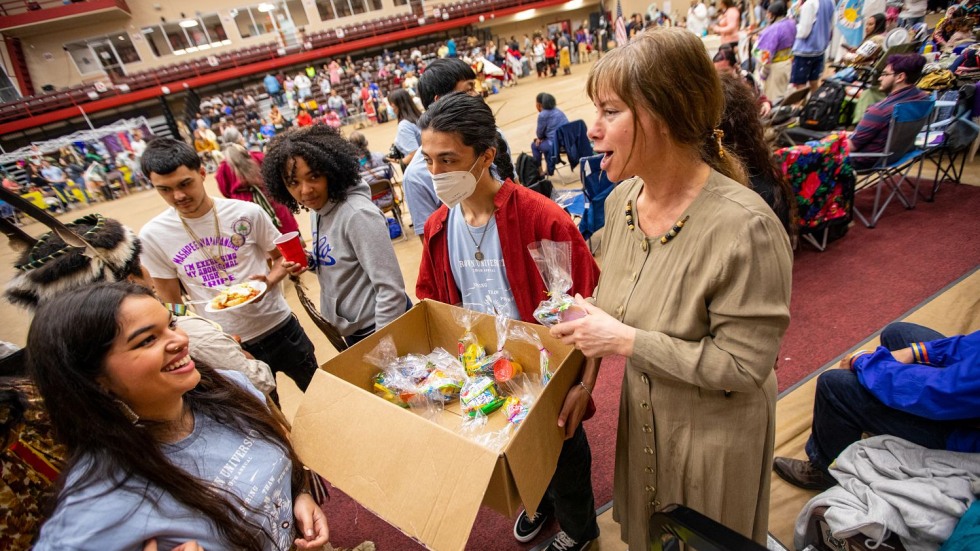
top-left (513, 508), bottom-right (551, 543)
top-left (546, 531), bottom-right (594, 551)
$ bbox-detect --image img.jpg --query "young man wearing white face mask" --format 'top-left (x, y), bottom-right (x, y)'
top-left (416, 92), bottom-right (601, 551)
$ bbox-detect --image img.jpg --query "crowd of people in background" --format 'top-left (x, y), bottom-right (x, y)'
top-left (3, 5), bottom-right (980, 550)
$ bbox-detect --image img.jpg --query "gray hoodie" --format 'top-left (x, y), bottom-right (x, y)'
top-left (310, 180), bottom-right (408, 336)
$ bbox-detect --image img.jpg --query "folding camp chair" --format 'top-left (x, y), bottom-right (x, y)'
top-left (915, 85), bottom-right (980, 201)
top-left (775, 133), bottom-right (856, 251)
top-left (766, 87), bottom-right (810, 147)
top-left (850, 99), bottom-right (935, 228)
top-left (369, 178), bottom-right (409, 240)
top-left (576, 154), bottom-right (616, 252)
top-left (550, 120), bottom-right (594, 183)
top-left (649, 504), bottom-right (769, 551)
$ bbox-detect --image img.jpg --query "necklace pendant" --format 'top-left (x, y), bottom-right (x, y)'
top-left (474, 250), bottom-right (485, 261)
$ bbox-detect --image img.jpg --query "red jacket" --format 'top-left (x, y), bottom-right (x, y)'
top-left (215, 151), bottom-right (300, 235)
top-left (417, 180), bottom-right (600, 323)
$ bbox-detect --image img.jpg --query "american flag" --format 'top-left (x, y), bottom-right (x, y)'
top-left (615, 0), bottom-right (628, 46)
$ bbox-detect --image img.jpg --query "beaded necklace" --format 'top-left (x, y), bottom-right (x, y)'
top-left (179, 203), bottom-right (229, 279)
top-left (625, 199), bottom-right (690, 245)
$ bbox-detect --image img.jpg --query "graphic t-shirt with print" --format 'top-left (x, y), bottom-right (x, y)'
top-left (447, 206), bottom-right (520, 319)
top-left (140, 197), bottom-right (291, 342)
top-left (34, 371), bottom-right (295, 551)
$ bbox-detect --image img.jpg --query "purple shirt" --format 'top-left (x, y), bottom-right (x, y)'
top-left (754, 18), bottom-right (796, 65)
top-left (850, 86), bottom-right (928, 166)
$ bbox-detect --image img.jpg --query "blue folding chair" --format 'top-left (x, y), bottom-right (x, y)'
top-left (550, 120), bottom-right (594, 182)
top-left (850, 99), bottom-right (934, 228)
top-left (577, 154), bottom-right (616, 251)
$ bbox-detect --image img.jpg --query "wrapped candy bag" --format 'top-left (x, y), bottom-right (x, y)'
top-left (454, 307), bottom-right (486, 372)
top-left (528, 240), bottom-right (588, 327)
top-left (365, 336), bottom-right (419, 408)
top-left (508, 323), bottom-right (553, 386)
top-left (366, 337), bottom-right (449, 414)
top-left (460, 375), bottom-right (506, 417)
top-left (501, 372), bottom-right (546, 426)
top-left (418, 348), bottom-right (466, 403)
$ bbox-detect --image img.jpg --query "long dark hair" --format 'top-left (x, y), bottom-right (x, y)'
top-left (27, 283), bottom-right (305, 550)
top-left (718, 74), bottom-right (796, 235)
top-left (388, 88), bottom-right (421, 124)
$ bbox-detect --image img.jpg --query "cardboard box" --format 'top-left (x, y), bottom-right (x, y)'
top-left (291, 300), bottom-right (586, 551)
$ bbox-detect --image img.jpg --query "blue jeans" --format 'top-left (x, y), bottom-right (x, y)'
top-left (531, 139), bottom-right (555, 175)
top-left (805, 322), bottom-right (950, 474)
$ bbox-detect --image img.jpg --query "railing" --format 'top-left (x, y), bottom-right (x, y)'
top-left (0, 0), bottom-right (566, 125)
top-left (1, 0), bottom-right (96, 17)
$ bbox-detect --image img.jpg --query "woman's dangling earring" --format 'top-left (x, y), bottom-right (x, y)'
top-left (712, 128), bottom-right (725, 158)
top-left (114, 399), bottom-right (140, 425)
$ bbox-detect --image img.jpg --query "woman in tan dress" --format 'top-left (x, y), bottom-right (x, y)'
top-left (551, 28), bottom-right (793, 548)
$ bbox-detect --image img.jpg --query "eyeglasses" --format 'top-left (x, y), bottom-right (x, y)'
top-left (880, 71), bottom-right (895, 76)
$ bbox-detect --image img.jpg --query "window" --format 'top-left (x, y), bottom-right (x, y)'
top-left (0, 67), bottom-right (21, 103)
top-left (393, 0), bottom-right (408, 5)
top-left (140, 12), bottom-right (229, 57)
top-left (314, 0), bottom-right (379, 21)
top-left (64, 34), bottom-right (141, 78)
top-left (315, 0), bottom-right (335, 21)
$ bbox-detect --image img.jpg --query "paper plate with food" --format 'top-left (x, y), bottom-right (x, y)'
top-left (205, 281), bottom-right (267, 312)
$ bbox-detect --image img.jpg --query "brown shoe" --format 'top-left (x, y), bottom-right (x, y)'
top-left (773, 457), bottom-right (836, 491)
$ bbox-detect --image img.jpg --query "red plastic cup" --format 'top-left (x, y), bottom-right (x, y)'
top-left (274, 231), bottom-right (306, 265)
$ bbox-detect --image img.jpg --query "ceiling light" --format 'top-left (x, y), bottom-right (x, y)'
top-left (179, 19), bottom-right (199, 28)
top-left (257, 3), bottom-right (276, 12)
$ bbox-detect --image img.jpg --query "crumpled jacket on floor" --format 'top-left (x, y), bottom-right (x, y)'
top-left (795, 435), bottom-right (980, 551)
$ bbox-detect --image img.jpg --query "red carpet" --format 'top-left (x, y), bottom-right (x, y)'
top-left (323, 182), bottom-right (980, 551)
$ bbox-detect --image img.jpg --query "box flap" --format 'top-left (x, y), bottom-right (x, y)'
top-left (292, 369), bottom-right (500, 551)
top-left (503, 328), bottom-right (585, 516)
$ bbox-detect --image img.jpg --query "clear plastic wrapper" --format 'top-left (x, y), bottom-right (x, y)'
top-left (366, 337), bottom-right (455, 411)
top-left (508, 324), bottom-right (554, 386)
top-left (365, 336), bottom-right (418, 408)
top-left (453, 307), bottom-right (486, 372)
top-left (528, 240), bottom-right (588, 326)
top-left (460, 375), bottom-right (506, 417)
top-left (500, 373), bottom-right (546, 426)
top-left (418, 348), bottom-right (466, 403)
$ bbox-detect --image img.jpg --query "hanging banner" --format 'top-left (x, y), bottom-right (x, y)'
top-left (837, 0), bottom-right (866, 48)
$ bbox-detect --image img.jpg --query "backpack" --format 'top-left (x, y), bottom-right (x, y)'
top-left (515, 152), bottom-right (554, 199)
top-left (800, 81), bottom-right (847, 131)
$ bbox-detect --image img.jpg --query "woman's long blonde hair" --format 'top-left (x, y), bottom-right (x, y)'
top-left (224, 143), bottom-right (264, 189)
top-left (586, 27), bottom-right (746, 184)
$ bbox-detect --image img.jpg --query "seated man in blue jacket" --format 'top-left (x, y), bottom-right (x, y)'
top-left (531, 93), bottom-right (569, 175)
top-left (774, 322), bottom-right (980, 491)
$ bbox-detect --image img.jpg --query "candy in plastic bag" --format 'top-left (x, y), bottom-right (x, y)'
top-left (460, 375), bottom-right (506, 417)
top-left (418, 347), bottom-right (466, 403)
top-left (528, 240), bottom-right (587, 326)
top-left (365, 337), bottom-right (416, 407)
top-left (453, 307), bottom-right (486, 371)
top-left (508, 323), bottom-right (553, 386)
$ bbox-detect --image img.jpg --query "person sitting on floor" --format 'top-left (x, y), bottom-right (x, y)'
top-left (774, 321), bottom-right (980, 491)
top-left (847, 53), bottom-right (928, 169)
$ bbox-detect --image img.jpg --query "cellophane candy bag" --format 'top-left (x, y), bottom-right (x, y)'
top-left (528, 240), bottom-right (586, 326)
top-left (418, 347), bottom-right (466, 404)
top-left (454, 307), bottom-right (486, 373)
